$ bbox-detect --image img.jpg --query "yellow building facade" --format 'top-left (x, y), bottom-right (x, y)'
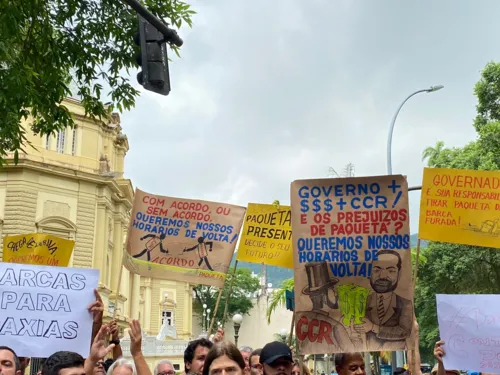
top-left (0, 98), bottom-right (193, 372)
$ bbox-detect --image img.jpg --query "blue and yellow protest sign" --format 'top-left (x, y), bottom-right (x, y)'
top-left (419, 167), bottom-right (500, 248)
top-left (124, 189), bottom-right (246, 287)
top-left (236, 203), bottom-right (293, 268)
top-left (291, 175), bottom-right (414, 354)
top-left (2, 233), bottom-right (74, 267)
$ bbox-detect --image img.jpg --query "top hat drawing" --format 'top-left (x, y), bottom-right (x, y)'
top-left (303, 262), bottom-right (339, 296)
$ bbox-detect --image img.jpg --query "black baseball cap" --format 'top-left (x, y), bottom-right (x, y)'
top-left (259, 341), bottom-right (293, 365)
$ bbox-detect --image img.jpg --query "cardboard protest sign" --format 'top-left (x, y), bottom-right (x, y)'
top-left (436, 294), bottom-right (500, 372)
top-left (124, 189), bottom-right (246, 287)
top-left (0, 262), bottom-right (99, 357)
top-left (2, 233), bottom-right (75, 267)
top-left (236, 203), bottom-right (293, 268)
top-left (291, 175), bottom-right (414, 354)
top-left (419, 167), bottom-right (500, 248)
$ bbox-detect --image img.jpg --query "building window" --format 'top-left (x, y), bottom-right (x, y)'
top-left (45, 135), bottom-right (51, 150)
top-left (71, 128), bottom-right (77, 155)
top-left (161, 310), bottom-right (174, 326)
top-left (56, 129), bottom-right (66, 153)
top-left (173, 365), bottom-right (180, 371)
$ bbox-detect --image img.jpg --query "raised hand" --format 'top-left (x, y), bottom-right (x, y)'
top-left (213, 328), bottom-right (224, 343)
top-left (110, 320), bottom-right (119, 340)
top-left (88, 289), bottom-right (104, 324)
top-left (434, 340), bottom-right (445, 363)
top-left (90, 324), bottom-right (115, 361)
top-left (129, 319), bottom-right (143, 357)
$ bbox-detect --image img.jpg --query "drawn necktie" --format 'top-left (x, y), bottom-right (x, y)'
top-left (377, 295), bottom-right (385, 324)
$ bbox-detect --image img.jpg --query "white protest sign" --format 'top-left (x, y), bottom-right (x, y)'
top-left (437, 294), bottom-right (500, 372)
top-left (0, 262), bottom-right (99, 358)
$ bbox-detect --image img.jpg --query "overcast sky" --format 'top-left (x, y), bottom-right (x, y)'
top-left (121, 0), bottom-right (500, 234)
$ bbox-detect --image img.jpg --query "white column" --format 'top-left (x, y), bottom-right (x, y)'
top-left (65, 128), bottom-right (73, 154)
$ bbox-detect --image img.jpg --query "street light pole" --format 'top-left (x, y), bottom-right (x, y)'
top-left (232, 314), bottom-right (243, 347)
top-left (386, 85), bottom-right (444, 175)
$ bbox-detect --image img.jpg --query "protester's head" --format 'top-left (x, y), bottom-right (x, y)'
top-left (154, 360), bottom-right (175, 375)
top-left (93, 359), bottom-right (106, 375)
top-left (0, 346), bottom-right (21, 375)
top-left (259, 341), bottom-right (293, 375)
top-left (334, 353), bottom-right (365, 375)
top-left (239, 347), bottom-right (253, 372)
top-left (431, 365), bottom-right (459, 375)
top-left (106, 359), bottom-right (136, 375)
top-left (103, 360), bottom-right (114, 373)
top-left (292, 361), bottom-right (310, 375)
top-left (18, 358), bottom-right (30, 375)
top-left (37, 360), bottom-right (47, 375)
top-left (249, 349), bottom-right (263, 375)
top-left (394, 368), bottom-right (406, 375)
top-left (370, 250), bottom-right (402, 293)
top-left (185, 338), bottom-right (213, 375)
top-left (42, 351), bottom-right (85, 375)
top-left (203, 341), bottom-right (245, 375)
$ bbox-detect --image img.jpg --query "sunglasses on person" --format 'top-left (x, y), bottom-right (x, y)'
top-left (158, 371), bottom-right (176, 375)
top-left (95, 362), bottom-right (105, 368)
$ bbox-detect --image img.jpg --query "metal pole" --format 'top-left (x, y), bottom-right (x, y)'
top-left (234, 323), bottom-right (240, 347)
top-left (121, 0), bottom-right (183, 46)
top-left (387, 89), bottom-right (428, 175)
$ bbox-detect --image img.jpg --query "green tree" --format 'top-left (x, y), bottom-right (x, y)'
top-left (416, 61), bottom-right (500, 362)
top-left (421, 141), bottom-right (445, 167)
top-left (193, 267), bottom-right (260, 328)
top-left (474, 61), bottom-right (500, 131)
top-left (0, 0), bottom-right (194, 164)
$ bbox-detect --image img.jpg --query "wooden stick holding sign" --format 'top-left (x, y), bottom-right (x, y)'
top-left (413, 239), bottom-right (421, 290)
top-left (221, 260), bottom-right (239, 324)
top-left (288, 311), bottom-right (295, 347)
top-left (208, 287), bottom-right (224, 336)
top-left (113, 254), bottom-right (125, 320)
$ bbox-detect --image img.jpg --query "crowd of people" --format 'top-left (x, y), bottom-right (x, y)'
top-left (0, 291), bottom-right (477, 375)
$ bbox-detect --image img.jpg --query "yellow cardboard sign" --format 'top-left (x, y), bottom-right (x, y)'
top-left (237, 203), bottom-right (293, 268)
top-left (2, 233), bottom-right (75, 266)
top-left (419, 167), bottom-right (500, 248)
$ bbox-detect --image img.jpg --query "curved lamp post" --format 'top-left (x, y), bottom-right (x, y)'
top-left (232, 313), bottom-right (243, 347)
top-left (387, 85), bottom-right (444, 174)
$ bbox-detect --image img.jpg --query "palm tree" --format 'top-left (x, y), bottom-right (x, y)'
top-left (422, 141), bottom-right (445, 167)
top-left (266, 278), bottom-right (294, 323)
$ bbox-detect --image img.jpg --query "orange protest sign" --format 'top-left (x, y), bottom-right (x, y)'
top-left (124, 189), bottom-right (246, 287)
top-left (419, 167), bottom-right (500, 248)
top-left (2, 233), bottom-right (74, 266)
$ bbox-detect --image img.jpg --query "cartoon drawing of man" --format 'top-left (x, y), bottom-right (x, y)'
top-left (302, 262), bottom-right (356, 352)
top-left (133, 233), bottom-right (169, 261)
top-left (183, 236), bottom-right (214, 271)
top-left (354, 249), bottom-right (413, 350)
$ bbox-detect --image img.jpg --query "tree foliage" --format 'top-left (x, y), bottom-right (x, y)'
top-left (193, 267), bottom-right (260, 329)
top-left (266, 277), bottom-right (294, 324)
top-left (474, 61), bottom-right (500, 131)
top-left (417, 61), bottom-right (500, 361)
top-left (0, 0), bottom-right (194, 163)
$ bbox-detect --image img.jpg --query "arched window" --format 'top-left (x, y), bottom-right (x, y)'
top-left (36, 216), bottom-right (77, 265)
top-left (36, 216), bottom-right (77, 239)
